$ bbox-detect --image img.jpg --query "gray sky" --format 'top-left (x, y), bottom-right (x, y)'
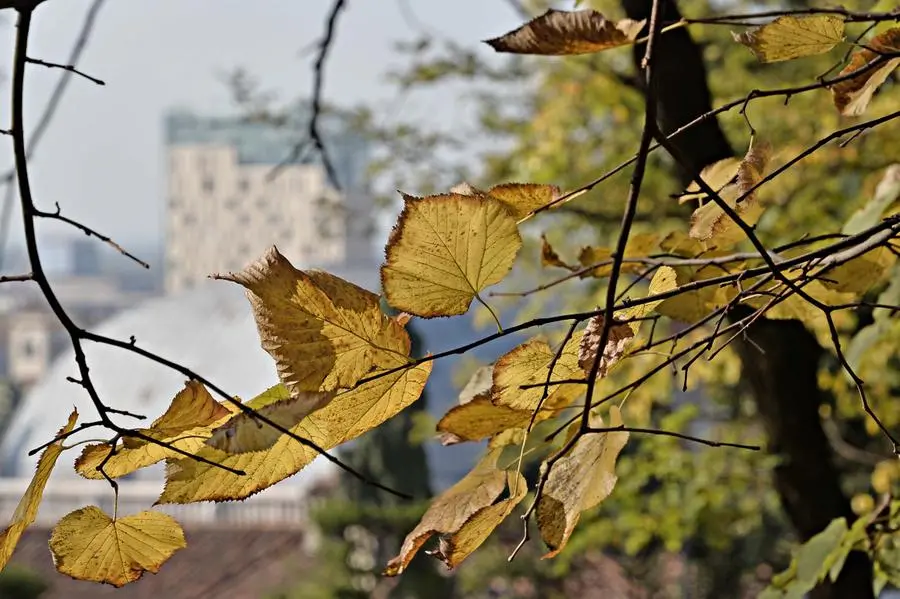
top-left (0, 0), bottom-right (520, 253)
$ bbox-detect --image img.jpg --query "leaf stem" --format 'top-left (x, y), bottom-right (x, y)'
top-left (476, 294), bottom-right (504, 333)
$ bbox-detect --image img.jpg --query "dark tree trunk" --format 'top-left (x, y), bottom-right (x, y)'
top-left (618, 1), bottom-right (874, 597)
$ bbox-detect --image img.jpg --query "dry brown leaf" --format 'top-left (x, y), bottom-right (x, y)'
top-left (485, 9), bottom-right (645, 56)
top-left (541, 235), bottom-right (573, 270)
top-left (831, 27), bottom-right (900, 116)
top-left (384, 446), bottom-right (508, 575)
top-left (432, 471), bottom-right (528, 569)
top-left (537, 407), bottom-right (628, 557)
top-left (689, 138), bottom-right (773, 247)
top-left (577, 315), bottom-right (635, 379)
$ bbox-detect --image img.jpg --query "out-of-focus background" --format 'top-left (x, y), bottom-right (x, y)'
top-left (0, 0), bottom-right (898, 598)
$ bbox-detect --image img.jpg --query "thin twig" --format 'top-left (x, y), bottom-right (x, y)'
top-left (34, 203), bottom-right (149, 268)
top-left (0, 0), bottom-right (108, 270)
top-left (25, 56), bottom-right (104, 85)
top-left (270, 0), bottom-right (346, 188)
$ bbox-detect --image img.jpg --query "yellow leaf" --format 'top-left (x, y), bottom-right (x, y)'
top-left (744, 275), bottom-right (854, 339)
top-left (158, 363), bottom-right (431, 504)
top-left (221, 247), bottom-right (411, 393)
top-left (656, 266), bottom-right (736, 323)
top-left (658, 230), bottom-right (708, 257)
top-left (205, 391), bottom-right (335, 454)
top-left (541, 234), bottom-right (573, 270)
top-left (681, 157), bottom-right (742, 204)
top-left (485, 9), bottom-right (645, 56)
top-left (382, 193), bottom-right (522, 317)
top-left (689, 139), bottom-right (773, 248)
top-left (576, 246), bottom-right (612, 276)
top-left (616, 265), bottom-right (678, 331)
top-left (385, 446), bottom-right (508, 575)
top-left (437, 396), bottom-right (535, 445)
top-left (832, 27), bottom-right (900, 116)
top-left (0, 410), bottom-right (77, 570)
top-left (433, 470), bottom-right (528, 569)
top-left (49, 507), bottom-right (185, 587)
top-left (75, 382), bottom-right (234, 480)
top-left (450, 182), bottom-right (562, 220)
top-left (733, 15), bottom-right (844, 63)
top-left (492, 337), bottom-right (584, 413)
top-left (577, 314), bottom-right (635, 378)
top-left (577, 233), bottom-right (660, 278)
top-left (123, 380), bottom-right (231, 449)
top-left (820, 247), bottom-right (895, 294)
top-left (483, 183), bottom-right (561, 219)
top-left (537, 406), bottom-right (628, 557)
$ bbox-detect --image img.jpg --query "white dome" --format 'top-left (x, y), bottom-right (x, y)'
top-left (0, 269), bottom-right (376, 488)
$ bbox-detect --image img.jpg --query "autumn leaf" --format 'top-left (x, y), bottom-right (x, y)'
top-left (819, 248), bottom-right (895, 294)
top-left (733, 15), bottom-right (844, 63)
top-left (616, 265), bottom-right (679, 331)
top-left (485, 9), bottom-right (645, 56)
top-left (75, 381), bottom-right (233, 480)
top-left (541, 235), bottom-right (574, 270)
top-left (437, 396), bottom-right (535, 445)
top-left (537, 407), bottom-right (629, 557)
top-left (578, 233), bottom-right (660, 278)
top-left (0, 410), bottom-right (77, 570)
top-left (681, 157), bottom-right (742, 204)
top-left (433, 470), bottom-right (528, 569)
top-left (157, 363), bottom-right (431, 504)
top-left (492, 337), bottom-right (584, 413)
top-left (831, 27), bottom-right (900, 116)
top-left (577, 315), bottom-right (635, 378)
top-left (689, 139), bottom-right (773, 247)
top-left (382, 193), bottom-right (522, 317)
top-left (483, 183), bottom-right (561, 219)
top-left (50, 507), bottom-right (185, 587)
top-left (205, 391), bottom-right (334, 454)
top-left (220, 247), bottom-right (411, 393)
top-left (656, 265), bottom-right (737, 324)
top-left (385, 446), bottom-right (509, 575)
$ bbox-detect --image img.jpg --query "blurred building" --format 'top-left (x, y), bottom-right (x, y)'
top-left (0, 281), bottom-right (341, 598)
top-left (163, 109), bottom-right (374, 293)
top-left (0, 237), bottom-right (159, 404)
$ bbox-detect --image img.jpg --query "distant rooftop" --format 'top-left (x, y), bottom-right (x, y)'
top-left (163, 105), bottom-right (369, 190)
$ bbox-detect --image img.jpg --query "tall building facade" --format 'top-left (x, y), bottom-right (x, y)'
top-left (163, 109), bottom-right (372, 293)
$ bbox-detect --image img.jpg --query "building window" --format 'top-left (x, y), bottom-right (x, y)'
top-left (256, 197), bottom-right (268, 210)
top-left (202, 177), bottom-right (215, 194)
top-left (238, 177), bottom-right (250, 193)
top-left (224, 197), bottom-right (239, 210)
top-left (183, 213), bottom-right (197, 226)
